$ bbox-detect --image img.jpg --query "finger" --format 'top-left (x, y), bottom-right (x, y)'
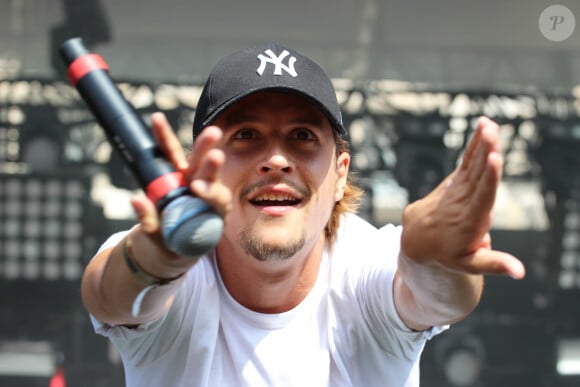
top-left (481, 232), bottom-right (492, 249)
top-left (470, 151), bottom-right (502, 216)
top-left (191, 180), bottom-right (233, 218)
top-left (187, 126), bottom-right (223, 176)
top-left (130, 194), bottom-right (161, 234)
top-left (190, 149), bottom-right (231, 217)
top-left (479, 116), bottom-right (501, 154)
top-left (459, 117), bottom-right (484, 172)
top-left (449, 118), bottom-right (500, 210)
top-left (454, 249), bottom-right (526, 279)
top-left (150, 112), bottom-right (188, 171)
top-left (194, 148), bottom-right (224, 182)
top-left (465, 118), bottom-right (499, 187)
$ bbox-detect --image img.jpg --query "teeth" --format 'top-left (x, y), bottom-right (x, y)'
top-left (254, 194), bottom-right (296, 202)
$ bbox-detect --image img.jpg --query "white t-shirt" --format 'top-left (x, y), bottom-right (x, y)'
top-left (91, 213), bottom-right (446, 387)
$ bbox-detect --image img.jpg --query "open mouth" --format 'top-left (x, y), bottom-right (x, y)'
top-left (249, 193), bottom-right (302, 207)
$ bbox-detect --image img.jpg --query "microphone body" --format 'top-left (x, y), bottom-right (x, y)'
top-left (60, 37), bottom-right (223, 258)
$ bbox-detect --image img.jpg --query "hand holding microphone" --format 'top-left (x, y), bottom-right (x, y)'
top-left (60, 37), bottom-right (223, 258)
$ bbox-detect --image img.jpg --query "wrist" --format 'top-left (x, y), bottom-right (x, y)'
top-left (124, 228), bottom-right (200, 283)
top-left (123, 236), bottom-right (185, 286)
top-left (398, 251), bottom-right (483, 313)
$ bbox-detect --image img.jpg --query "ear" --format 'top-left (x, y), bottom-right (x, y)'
top-left (334, 152), bottom-right (350, 202)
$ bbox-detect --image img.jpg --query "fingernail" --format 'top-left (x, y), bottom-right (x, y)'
top-left (509, 261), bottom-right (526, 280)
top-left (192, 180), bottom-right (208, 194)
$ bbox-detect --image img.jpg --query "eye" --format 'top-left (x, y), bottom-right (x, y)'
top-left (291, 128), bottom-right (317, 141)
top-left (232, 128), bottom-right (258, 140)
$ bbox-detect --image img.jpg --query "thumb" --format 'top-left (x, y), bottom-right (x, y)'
top-left (130, 194), bottom-right (161, 234)
top-left (456, 249), bottom-right (526, 280)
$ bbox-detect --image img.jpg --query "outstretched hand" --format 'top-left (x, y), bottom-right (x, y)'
top-left (130, 113), bottom-right (232, 243)
top-left (400, 116), bottom-right (525, 279)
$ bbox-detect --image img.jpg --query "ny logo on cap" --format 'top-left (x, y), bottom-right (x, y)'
top-left (256, 49), bottom-right (298, 77)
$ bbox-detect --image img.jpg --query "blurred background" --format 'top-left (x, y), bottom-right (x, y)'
top-left (1, 0), bottom-right (580, 385)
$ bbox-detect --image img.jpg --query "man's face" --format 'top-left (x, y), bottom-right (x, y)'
top-left (211, 91), bottom-right (349, 262)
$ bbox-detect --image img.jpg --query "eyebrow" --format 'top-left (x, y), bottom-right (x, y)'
top-left (220, 112), bottom-right (259, 127)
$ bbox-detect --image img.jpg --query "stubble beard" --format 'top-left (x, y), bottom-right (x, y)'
top-left (240, 228), bottom-right (305, 262)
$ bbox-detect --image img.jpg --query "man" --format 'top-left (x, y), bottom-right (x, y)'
top-left (81, 43), bottom-right (525, 386)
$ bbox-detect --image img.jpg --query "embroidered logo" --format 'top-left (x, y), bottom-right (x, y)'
top-left (256, 49), bottom-right (298, 77)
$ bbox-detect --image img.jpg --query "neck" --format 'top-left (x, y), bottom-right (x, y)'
top-left (215, 235), bottom-right (325, 314)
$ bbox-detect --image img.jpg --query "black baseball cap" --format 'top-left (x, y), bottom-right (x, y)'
top-left (192, 43), bottom-right (346, 140)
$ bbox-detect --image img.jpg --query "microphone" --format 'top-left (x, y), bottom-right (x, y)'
top-left (60, 37), bottom-right (223, 258)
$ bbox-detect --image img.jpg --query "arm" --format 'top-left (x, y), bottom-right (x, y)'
top-left (81, 113), bottom-right (231, 326)
top-left (393, 116), bottom-right (525, 331)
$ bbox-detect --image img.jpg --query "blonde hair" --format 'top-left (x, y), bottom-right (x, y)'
top-left (325, 136), bottom-right (364, 245)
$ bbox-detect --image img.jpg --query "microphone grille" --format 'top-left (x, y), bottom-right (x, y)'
top-left (166, 212), bottom-right (224, 257)
top-left (161, 195), bottom-right (224, 258)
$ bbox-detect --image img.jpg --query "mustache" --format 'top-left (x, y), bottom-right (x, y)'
top-left (239, 177), bottom-right (310, 201)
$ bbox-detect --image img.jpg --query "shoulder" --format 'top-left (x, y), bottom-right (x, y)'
top-left (328, 213), bottom-right (402, 277)
top-left (336, 213), bottom-right (377, 238)
top-left (335, 213), bottom-right (401, 248)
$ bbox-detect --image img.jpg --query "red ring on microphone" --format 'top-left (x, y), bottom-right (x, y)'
top-left (67, 54), bottom-right (109, 86)
top-left (146, 172), bottom-right (188, 204)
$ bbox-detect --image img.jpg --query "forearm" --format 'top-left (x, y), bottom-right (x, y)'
top-left (81, 227), bottom-right (197, 326)
top-left (394, 252), bottom-right (484, 331)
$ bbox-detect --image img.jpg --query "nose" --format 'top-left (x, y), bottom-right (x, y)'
top-left (257, 147), bottom-right (294, 174)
